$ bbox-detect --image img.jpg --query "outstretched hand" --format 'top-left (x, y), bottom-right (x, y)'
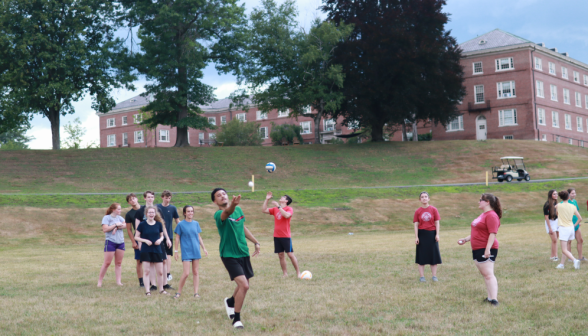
top-left (266, 192), bottom-right (273, 200)
top-left (232, 195), bottom-right (241, 206)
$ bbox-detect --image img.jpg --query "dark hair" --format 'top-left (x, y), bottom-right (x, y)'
top-left (211, 188), bottom-right (226, 202)
top-left (162, 190), bottom-right (172, 198)
top-left (183, 205), bottom-right (194, 217)
top-left (568, 188), bottom-right (576, 195)
top-left (283, 195), bottom-right (292, 206)
top-left (545, 189), bottom-right (557, 220)
top-left (481, 193), bottom-right (502, 219)
top-left (106, 203), bottom-right (120, 215)
top-left (126, 193), bottom-right (137, 203)
top-left (419, 191), bottom-right (429, 199)
top-left (559, 190), bottom-right (569, 201)
top-left (143, 190), bottom-right (155, 198)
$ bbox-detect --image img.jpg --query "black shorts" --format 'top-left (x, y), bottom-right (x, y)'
top-left (221, 256), bottom-right (254, 281)
top-left (165, 241), bottom-right (173, 256)
top-left (472, 248), bottom-right (498, 263)
top-left (134, 248), bottom-right (141, 260)
top-left (274, 237), bottom-right (293, 253)
top-left (140, 252), bottom-right (166, 263)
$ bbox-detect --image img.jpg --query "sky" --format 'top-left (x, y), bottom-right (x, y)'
top-left (26, 0), bottom-right (588, 149)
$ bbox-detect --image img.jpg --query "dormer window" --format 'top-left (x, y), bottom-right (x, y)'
top-left (479, 40), bottom-right (487, 45)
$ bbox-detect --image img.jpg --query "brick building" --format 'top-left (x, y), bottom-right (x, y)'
top-left (432, 29), bottom-right (588, 144)
top-left (98, 96), bottom-right (355, 148)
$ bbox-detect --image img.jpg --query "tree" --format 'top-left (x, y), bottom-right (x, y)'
top-left (321, 0), bottom-right (465, 141)
top-left (216, 0), bottom-right (353, 144)
top-left (269, 123), bottom-right (303, 146)
top-left (0, 0), bottom-right (136, 150)
top-left (61, 117), bottom-right (86, 149)
top-left (0, 124), bottom-right (34, 150)
top-left (119, 0), bottom-right (246, 147)
top-left (215, 119), bottom-right (263, 146)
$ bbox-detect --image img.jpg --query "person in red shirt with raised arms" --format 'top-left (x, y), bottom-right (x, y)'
top-left (458, 193), bottom-right (502, 306)
top-left (413, 192), bottom-right (442, 282)
top-left (262, 191), bottom-right (300, 278)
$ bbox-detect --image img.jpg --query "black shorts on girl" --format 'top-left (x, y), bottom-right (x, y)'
top-left (140, 252), bottom-right (166, 263)
top-left (472, 248), bottom-right (498, 263)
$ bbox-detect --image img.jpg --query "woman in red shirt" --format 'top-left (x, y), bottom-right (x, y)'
top-left (457, 193), bottom-right (501, 306)
top-left (413, 192), bottom-right (442, 282)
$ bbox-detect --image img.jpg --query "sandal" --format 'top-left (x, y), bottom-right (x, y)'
top-left (173, 293), bottom-right (181, 299)
top-left (145, 292), bottom-right (151, 296)
top-left (194, 293), bottom-right (200, 298)
top-left (160, 290), bottom-right (169, 295)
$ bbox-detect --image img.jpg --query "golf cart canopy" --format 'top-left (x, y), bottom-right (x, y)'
top-left (500, 156), bottom-right (523, 160)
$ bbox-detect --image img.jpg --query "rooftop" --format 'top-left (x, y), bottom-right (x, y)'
top-left (459, 29), bottom-right (533, 53)
top-left (111, 95), bottom-right (253, 112)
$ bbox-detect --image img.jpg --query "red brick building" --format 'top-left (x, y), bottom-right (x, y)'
top-left (432, 29), bottom-right (588, 144)
top-left (98, 96), bottom-right (356, 148)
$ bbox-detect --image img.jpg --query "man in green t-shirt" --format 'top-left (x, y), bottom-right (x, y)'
top-left (212, 188), bottom-right (261, 330)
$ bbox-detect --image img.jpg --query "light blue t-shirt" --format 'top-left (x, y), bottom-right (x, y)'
top-left (102, 215), bottom-right (125, 244)
top-left (174, 220), bottom-right (202, 261)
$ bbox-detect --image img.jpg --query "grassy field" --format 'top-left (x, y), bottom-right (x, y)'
top-left (1, 140), bottom-right (588, 194)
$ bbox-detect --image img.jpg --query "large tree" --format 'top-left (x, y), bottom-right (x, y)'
top-left (0, 123), bottom-right (34, 150)
top-left (321, 0), bottom-right (465, 141)
top-left (0, 0), bottom-right (135, 149)
top-left (119, 0), bottom-right (246, 147)
top-left (216, 0), bottom-right (352, 144)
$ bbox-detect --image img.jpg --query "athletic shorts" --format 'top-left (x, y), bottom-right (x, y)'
top-left (140, 252), bottom-right (165, 263)
top-left (545, 219), bottom-right (559, 234)
top-left (472, 248), bottom-right (498, 263)
top-left (165, 241), bottom-right (173, 256)
top-left (559, 226), bottom-right (575, 241)
top-left (104, 240), bottom-right (125, 252)
top-left (221, 256), bottom-right (254, 281)
top-left (274, 237), bottom-right (293, 253)
top-left (134, 248), bottom-right (141, 260)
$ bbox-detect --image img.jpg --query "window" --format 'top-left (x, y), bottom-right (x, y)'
top-left (548, 62), bottom-right (556, 75)
top-left (278, 109), bottom-right (289, 117)
top-left (495, 57), bottom-right (514, 71)
top-left (574, 71), bottom-right (580, 83)
top-left (208, 117), bottom-right (216, 126)
top-left (107, 134), bottom-right (116, 147)
top-left (107, 118), bottom-right (115, 128)
top-left (475, 85), bottom-right (484, 103)
top-left (576, 92), bottom-right (582, 107)
top-left (324, 119), bottom-right (336, 132)
top-left (565, 114), bottom-right (572, 130)
top-left (134, 130), bottom-right (144, 143)
top-left (563, 88), bottom-right (570, 104)
top-left (446, 115), bottom-right (464, 131)
top-left (473, 62), bottom-right (483, 74)
top-left (221, 116), bottom-right (226, 125)
top-left (198, 132), bottom-right (204, 144)
top-left (497, 81), bottom-right (516, 98)
top-left (209, 133), bottom-right (216, 140)
top-left (584, 75), bottom-right (588, 86)
top-left (503, 135), bottom-right (514, 140)
top-left (550, 85), bottom-right (558, 101)
top-left (537, 108), bottom-right (546, 125)
top-left (577, 117), bottom-right (583, 132)
top-left (542, 134), bottom-right (547, 141)
top-left (122, 133), bottom-right (128, 146)
top-left (133, 114), bottom-right (142, 124)
top-left (300, 121), bottom-right (312, 134)
top-left (159, 130), bottom-right (170, 142)
top-left (552, 111), bottom-right (559, 128)
top-left (534, 57), bottom-right (542, 70)
top-left (568, 138), bottom-right (573, 145)
top-left (586, 95), bottom-right (588, 109)
top-left (499, 109), bottom-right (517, 126)
top-left (556, 135), bottom-right (561, 143)
top-left (122, 116), bottom-right (128, 125)
top-left (256, 111), bottom-right (268, 120)
top-left (302, 106), bottom-right (312, 114)
top-left (259, 127), bottom-right (268, 139)
top-left (236, 113), bottom-right (246, 122)
top-left (562, 67), bottom-right (568, 79)
top-left (536, 81), bottom-right (544, 98)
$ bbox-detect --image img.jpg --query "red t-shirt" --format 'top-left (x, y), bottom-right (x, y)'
top-left (269, 206), bottom-right (293, 238)
top-left (470, 210), bottom-right (500, 250)
top-left (413, 206), bottom-right (440, 231)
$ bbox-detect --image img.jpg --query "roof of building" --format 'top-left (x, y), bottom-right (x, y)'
top-left (459, 29), bottom-right (533, 53)
top-left (111, 95), bottom-right (253, 112)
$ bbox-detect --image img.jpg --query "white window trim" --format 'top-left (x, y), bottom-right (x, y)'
top-left (259, 127), bottom-right (269, 139)
top-left (503, 135), bottom-right (514, 140)
top-left (277, 109), bottom-right (289, 118)
top-left (550, 85), bottom-right (558, 101)
top-left (536, 81), bottom-right (544, 98)
top-left (542, 134), bottom-right (547, 141)
top-left (473, 62), bottom-right (483, 75)
top-left (107, 118), bottom-right (116, 128)
top-left (122, 116), bottom-right (128, 126)
top-left (134, 130), bottom-right (144, 143)
top-left (221, 116), bottom-right (227, 125)
top-left (573, 71), bottom-right (580, 83)
top-left (208, 117), bottom-right (216, 126)
top-left (495, 57), bottom-right (514, 72)
top-left (236, 113), bottom-right (247, 122)
top-left (497, 81), bottom-right (516, 99)
top-left (584, 75), bottom-right (588, 86)
top-left (133, 114), bottom-right (143, 124)
top-left (159, 129), bottom-right (170, 142)
top-left (498, 109), bottom-right (518, 127)
top-left (446, 115), bottom-right (464, 132)
top-left (565, 114), bottom-right (572, 130)
top-left (576, 92), bottom-right (582, 107)
top-left (300, 121), bottom-right (312, 134)
top-left (122, 133), bottom-right (128, 146)
top-left (552, 111), bottom-right (560, 128)
top-left (577, 117), bottom-right (583, 132)
top-left (107, 134), bottom-right (116, 147)
top-left (548, 62), bottom-right (556, 75)
top-left (586, 95), bottom-right (588, 109)
top-left (534, 57), bottom-right (542, 71)
top-left (537, 108), bottom-right (546, 126)
top-left (563, 88), bottom-right (570, 105)
top-left (256, 111), bottom-right (268, 120)
top-left (474, 85), bottom-right (484, 104)
top-left (324, 119), bottom-right (336, 132)
top-left (562, 67), bottom-right (569, 79)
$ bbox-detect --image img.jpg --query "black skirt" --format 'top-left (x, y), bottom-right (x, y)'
top-left (415, 229), bottom-right (442, 265)
top-left (140, 252), bottom-right (166, 263)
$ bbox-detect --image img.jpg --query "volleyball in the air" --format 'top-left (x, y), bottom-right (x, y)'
top-left (300, 270), bottom-right (312, 280)
top-left (248, 181), bottom-right (254, 187)
top-left (266, 162), bottom-right (276, 173)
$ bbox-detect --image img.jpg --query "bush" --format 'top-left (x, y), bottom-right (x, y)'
top-left (215, 119), bottom-right (263, 146)
top-left (0, 140), bottom-right (28, 150)
top-left (269, 123), bottom-right (304, 146)
top-left (418, 132), bottom-right (432, 141)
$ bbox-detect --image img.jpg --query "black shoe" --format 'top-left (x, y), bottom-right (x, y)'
top-left (163, 284), bottom-right (174, 290)
top-left (489, 299), bottom-right (499, 306)
top-left (139, 283), bottom-right (145, 288)
top-left (482, 298), bottom-right (490, 303)
top-left (150, 285), bottom-right (157, 291)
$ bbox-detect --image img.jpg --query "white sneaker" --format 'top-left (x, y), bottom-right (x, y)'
top-left (556, 264), bottom-right (565, 269)
top-left (224, 298), bottom-right (235, 320)
top-left (167, 274), bottom-right (173, 281)
top-left (233, 321), bottom-right (244, 329)
top-left (574, 259), bottom-right (581, 269)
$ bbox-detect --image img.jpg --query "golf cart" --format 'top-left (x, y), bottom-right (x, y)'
top-left (492, 157), bottom-right (530, 182)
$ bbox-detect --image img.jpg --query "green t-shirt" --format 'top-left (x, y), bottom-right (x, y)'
top-left (214, 206), bottom-right (250, 258)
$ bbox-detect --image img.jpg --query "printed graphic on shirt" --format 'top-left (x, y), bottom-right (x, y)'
top-left (421, 212), bottom-right (432, 222)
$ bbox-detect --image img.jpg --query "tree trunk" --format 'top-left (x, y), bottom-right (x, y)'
top-left (401, 122), bottom-right (408, 142)
top-left (47, 109), bottom-right (61, 150)
top-left (174, 65), bottom-right (190, 147)
top-left (412, 121), bottom-right (418, 142)
top-left (371, 122), bottom-right (385, 142)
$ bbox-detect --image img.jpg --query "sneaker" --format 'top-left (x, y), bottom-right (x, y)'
top-left (167, 274), bottom-right (173, 281)
top-left (552, 257), bottom-right (559, 261)
top-left (556, 264), bottom-right (565, 269)
top-left (224, 298), bottom-right (235, 320)
top-left (489, 299), bottom-right (499, 306)
top-left (432, 276), bottom-right (438, 282)
top-left (163, 284), bottom-right (174, 290)
top-left (419, 277), bottom-right (426, 282)
top-left (482, 298), bottom-right (490, 303)
top-left (574, 259), bottom-right (581, 269)
top-left (150, 285), bottom-right (157, 290)
top-left (581, 257), bottom-right (587, 261)
top-left (233, 321), bottom-right (244, 329)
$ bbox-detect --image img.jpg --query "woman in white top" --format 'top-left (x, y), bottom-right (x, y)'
top-left (97, 203), bottom-right (126, 287)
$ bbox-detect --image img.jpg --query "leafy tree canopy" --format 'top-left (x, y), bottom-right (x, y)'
top-left (215, 119), bottom-right (263, 146)
top-left (0, 123), bottom-right (34, 150)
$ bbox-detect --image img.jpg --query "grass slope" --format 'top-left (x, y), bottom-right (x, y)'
top-left (1, 140), bottom-right (588, 194)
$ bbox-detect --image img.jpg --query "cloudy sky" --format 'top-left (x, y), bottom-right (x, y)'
top-left (26, 0), bottom-right (588, 149)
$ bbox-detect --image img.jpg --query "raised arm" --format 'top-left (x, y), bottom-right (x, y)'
top-left (262, 192), bottom-right (272, 214)
top-left (221, 195), bottom-right (241, 221)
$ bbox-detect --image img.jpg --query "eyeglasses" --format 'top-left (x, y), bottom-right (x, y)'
top-left (479, 198), bottom-right (487, 202)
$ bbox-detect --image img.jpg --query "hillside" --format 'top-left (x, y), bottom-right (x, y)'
top-left (1, 140), bottom-right (587, 194)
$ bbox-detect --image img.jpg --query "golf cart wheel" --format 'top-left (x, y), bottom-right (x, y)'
top-left (497, 177), bottom-right (504, 183)
top-left (506, 175), bottom-right (513, 182)
top-left (525, 175), bottom-right (531, 181)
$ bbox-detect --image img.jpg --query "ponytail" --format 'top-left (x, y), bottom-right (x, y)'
top-left (106, 203), bottom-right (120, 215)
top-left (482, 193), bottom-right (502, 219)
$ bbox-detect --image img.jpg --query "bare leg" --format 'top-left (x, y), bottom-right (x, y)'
top-left (114, 249), bottom-right (125, 285)
top-left (150, 264), bottom-right (157, 287)
top-left (177, 261), bottom-right (190, 294)
top-left (549, 232), bottom-right (558, 258)
top-left (97, 251), bottom-right (115, 287)
top-left (136, 259), bottom-right (143, 280)
top-left (576, 229), bottom-right (583, 259)
top-left (233, 275), bottom-right (249, 313)
top-left (166, 256), bottom-right (171, 278)
top-left (192, 260), bottom-right (200, 294)
top-left (418, 264), bottom-right (425, 277)
top-left (560, 240), bottom-right (576, 265)
top-left (286, 252), bottom-right (300, 278)
top-left (430, 264), bottom-right (438, 277)
top-left (155, 262), bottom-right (165, 293)
top-left (475, 261), bottom-right (498, 300)
top-left (142, 261), bottom-right (151, 293)
top-left (278, 252), bottom-right (288, 277)
top-left (568, 240), bottom-right (572, 256)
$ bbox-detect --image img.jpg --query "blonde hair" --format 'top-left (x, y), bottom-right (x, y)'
top-left (144, 205), bottom-right (164, 223)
